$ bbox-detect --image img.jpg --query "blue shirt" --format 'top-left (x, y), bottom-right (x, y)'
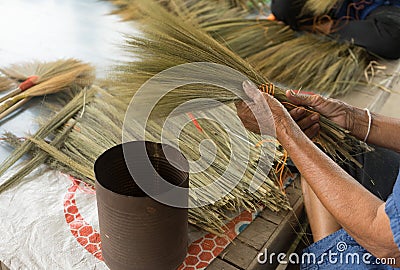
top-left (335, 0), bottom-right (400, 20)
top-left (385, 170), bottom-right (400, 251)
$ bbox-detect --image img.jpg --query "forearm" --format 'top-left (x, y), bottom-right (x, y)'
top-left (351, 107), bottom-right (400, 152)
top-left (279, 125), bottom-right (396, 258)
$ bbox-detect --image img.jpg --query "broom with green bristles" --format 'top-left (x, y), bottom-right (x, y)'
top-left (108, 0), bottom-right (375, 97)
top-left (113, 0), bottom-right (370, 165)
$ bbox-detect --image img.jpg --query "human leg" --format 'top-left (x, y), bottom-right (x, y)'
top-left (301, 178), bottom-right (341, 242)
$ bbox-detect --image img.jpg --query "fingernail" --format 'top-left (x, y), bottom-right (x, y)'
top-left (311, 114), bottom-right (319, 121)
top-left (243, 80), bottom-right (253, 88)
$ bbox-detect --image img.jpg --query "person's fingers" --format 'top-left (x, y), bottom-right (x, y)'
top-left (285, 90), bottom-right (326, 109)
top-left (234, 99), bottom-right (262, 134)
top-left (304, 122), bottom-right (320, 139)
top-left (296, 113), bottom-right (320, 131)
top-left (234, 100), bottom-right (246, 112)
top-left (289, 107), bottom-right (306, 121)
top-left (243, 80), bottom-right (287, 113)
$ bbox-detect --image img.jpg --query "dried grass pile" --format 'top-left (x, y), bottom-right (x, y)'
top-left (0, 0), bottom-right (372, 234)
top-left (113, 0), bottom-right (369, 164)
top-left (1, 83), bottom-right (290, 234)
top-left (108, 0), bottom-right (375, 97)
top-left (107, 0), bottom-right (267, 21)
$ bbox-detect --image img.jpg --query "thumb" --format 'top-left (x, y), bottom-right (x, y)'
top-left (285, 90), bottom-right (325, 108)
top-left (242, 80), bottom-right (263, 102)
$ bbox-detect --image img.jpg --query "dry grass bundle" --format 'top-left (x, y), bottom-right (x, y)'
top-left (0, 59), bottom-right (90, 83)
top-left (1, 84), bottom-right (289, 234)
top-left (208, 20), bottom-right (370, 96)
top-left (249, 34), bottom-right (368, 97)
top-left (200, 14), bottom-right (371, 97)
top-left (107, 0), bottom-right (374, 97)
top-left (0, 60), bottom-right (94, 120)
top-left (106, 0), bottom-right (258, 21)
top-left (113, 0), bottom-right (369, 165)
top-left (0, 86), bottom-right (97, 192)
top-left (0, 76), bottom-right (14, 92)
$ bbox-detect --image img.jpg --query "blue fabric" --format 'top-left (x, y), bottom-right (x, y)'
top-left (334, 0), bottom-right (400, 20)
top-left (301, 229), bottom-right (397, 269)
top-left (301, 170), bottom-right (400, 269)
top-left (386, 170), bottom-right (400, 251)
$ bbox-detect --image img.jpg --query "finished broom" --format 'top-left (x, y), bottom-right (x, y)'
top-left (0, 76), bottom-right (15, 93)
top-left (0, 59), bottom-right (94, 120)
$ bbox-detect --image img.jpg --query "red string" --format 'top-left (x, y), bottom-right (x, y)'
top-left (19, 75), bottom-right (39, 91)
top-left (187, 112), bottom-right (203, 133)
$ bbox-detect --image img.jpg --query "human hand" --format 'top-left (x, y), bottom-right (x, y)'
top-left (236, 80), bottom-right (300, 141)
top-left (288, 106), bottom-right (320, 139)
top-left (286, 90), bottom-right (355, 133)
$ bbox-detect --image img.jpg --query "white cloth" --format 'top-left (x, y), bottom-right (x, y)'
top-left (0, 165), bottom-right (108, 270)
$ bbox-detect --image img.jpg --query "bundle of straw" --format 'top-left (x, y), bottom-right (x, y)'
top-left (107, 0), bottom-right (265, 21)
top-left (108, 0), bottom-right (374, 97)
top-left (0, 76), bottom-right (14, 92)
top-left (0, 59), bottom-right (90, 83)
top-left (0, 59), bottom-right (95, 120)
top-left (1, 84), bottom-right (289, 234)
top-left (0, 86), bottom-right (97, 192)
top-left (113, 0), bottom-right (369, 165)
top-left (205, 18), bottom-right (370, 96)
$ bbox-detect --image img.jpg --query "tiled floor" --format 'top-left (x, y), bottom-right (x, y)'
top-left (339, 60), bottom-right (400, 117)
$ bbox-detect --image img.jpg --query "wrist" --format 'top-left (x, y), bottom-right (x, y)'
top-left (350, 107), bottom-right (371, 141)
top-left (276, 120), bottom-right (308, 150)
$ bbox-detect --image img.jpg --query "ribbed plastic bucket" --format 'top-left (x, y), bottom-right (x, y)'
top-left (94, 141), bottom-right (189, 270)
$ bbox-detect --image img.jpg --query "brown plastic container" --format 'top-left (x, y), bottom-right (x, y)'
top-left (94, 141), bottom-right (189, 270)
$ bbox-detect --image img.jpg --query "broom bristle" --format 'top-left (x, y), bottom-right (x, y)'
top-left (20, 64), bottom-right (95, 97)
top-left (0, 61), bottom-right (94, 120)
top-left (202, 17), bottom-right (370, 97)
top-left (112, 0), bottom-right (370, 164)
top-left (107, 0), bottom-right (374, 97)
top-left (107, 0), bottom-right (261, 21)
top-left (0, 58), bottom-right (92, 83)
top-left (0, 76), bottom-right (14, 92)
